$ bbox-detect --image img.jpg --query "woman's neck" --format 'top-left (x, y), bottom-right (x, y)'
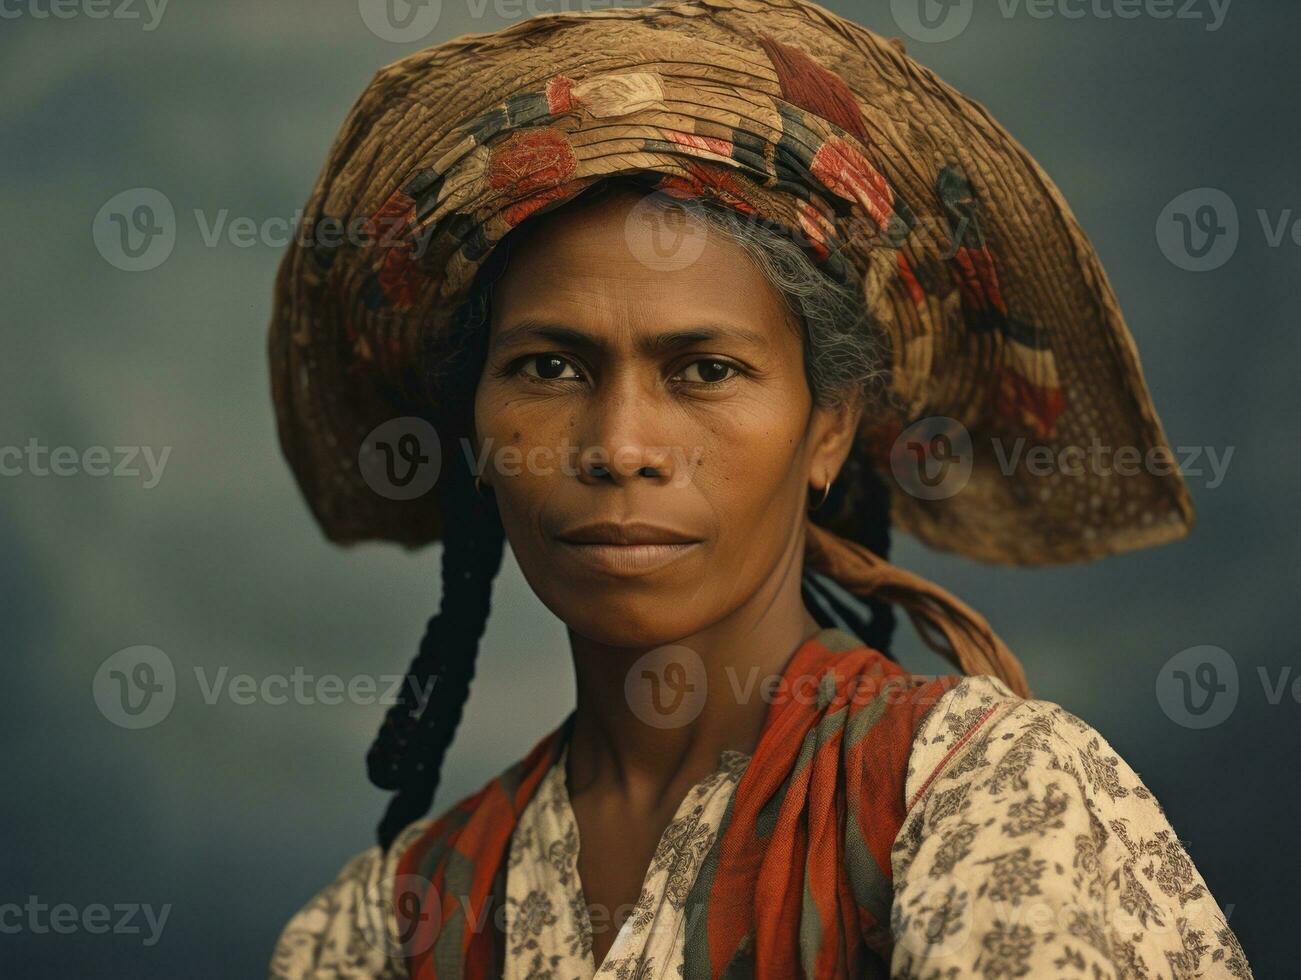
top-left (564, 525), bottom-right (820, 808)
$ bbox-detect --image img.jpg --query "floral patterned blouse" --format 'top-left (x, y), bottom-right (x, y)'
top-left (502, 739), bottom-right (749, 979)
top-left (270, 675), bottom-right (1252, 978)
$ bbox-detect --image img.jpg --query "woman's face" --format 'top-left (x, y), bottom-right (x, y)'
top-left (473, 187), bottom-right (861, 648)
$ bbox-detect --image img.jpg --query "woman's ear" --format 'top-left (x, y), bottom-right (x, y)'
top-left (807, 391), bottom-right (865, 492)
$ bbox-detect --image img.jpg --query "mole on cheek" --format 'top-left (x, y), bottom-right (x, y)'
top-left (511, 431), bottom-right (521, 443)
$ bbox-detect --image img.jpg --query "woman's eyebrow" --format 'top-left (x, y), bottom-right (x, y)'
top-left (493, 318), bottom-right (769, 355)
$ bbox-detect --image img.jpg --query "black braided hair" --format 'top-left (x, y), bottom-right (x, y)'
top-left (363, 220), bottom-right (518, 852)
top-left (366, 446), bottom-right (505, 851)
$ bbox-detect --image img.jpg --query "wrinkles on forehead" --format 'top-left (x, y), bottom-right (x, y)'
top-left (487, 187), bottom-right (804, 364)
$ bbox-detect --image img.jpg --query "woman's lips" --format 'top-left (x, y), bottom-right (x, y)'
top-left (557, 540), bottom-right (701, 577)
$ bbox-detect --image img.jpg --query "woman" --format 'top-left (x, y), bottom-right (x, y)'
top-left (267, 0), bottom-right (1251, 976)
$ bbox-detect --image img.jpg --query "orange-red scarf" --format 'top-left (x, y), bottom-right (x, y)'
top-left (395, 626), bottom-right (959, 978)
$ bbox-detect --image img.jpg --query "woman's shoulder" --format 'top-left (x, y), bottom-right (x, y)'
top-left (898, 672), bottom-right (1201, 865)
top-left (267, 740), bottom-right (545, 979)
top-left (268, 819), bottom-right (433, 980)
top-left (901, 672), bottom-right (1153, 806)
top-left (903, 673), bottom-right (1056, 802)
top-left (890, 673), bottom-right (1253, 978)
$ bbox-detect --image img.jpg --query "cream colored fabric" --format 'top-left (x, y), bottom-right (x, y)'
top-left (892, 675), bottom-right (1253, 979)
top-left (269, 678), bottom-right (1253, 979)
top-left (268, 819), bottom-right (429, 979)
top-left (502, 739), bottom-right (749, 979)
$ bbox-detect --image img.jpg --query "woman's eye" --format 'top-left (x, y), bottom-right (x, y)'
top-left (676, 359), bottom-right (738, 384)
top-left (518, 355), bottom-right (582, 381)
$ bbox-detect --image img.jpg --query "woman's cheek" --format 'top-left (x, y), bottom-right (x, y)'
top-left (477, 388), bottom-right (552, 473)
top-left (717, 401), bottom-right (808, 491)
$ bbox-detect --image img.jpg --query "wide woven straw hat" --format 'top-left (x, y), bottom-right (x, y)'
top-left (269, 0), bottom-right (1192, 570)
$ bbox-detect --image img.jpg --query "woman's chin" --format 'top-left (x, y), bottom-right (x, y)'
top-left (550, 597), bottom-right (709, 651)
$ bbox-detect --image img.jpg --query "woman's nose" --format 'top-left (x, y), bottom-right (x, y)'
top-left (575, 383), bottom-right (676, 486)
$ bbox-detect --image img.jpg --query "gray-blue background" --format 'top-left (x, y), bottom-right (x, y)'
top-left (2, 0), bottom-right (1295, 975)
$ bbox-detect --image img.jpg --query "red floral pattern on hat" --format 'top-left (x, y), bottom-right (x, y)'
top-left (990, 367), bottom-right (1066, 439)
top-left (663, 128), bottom-right (736, 160)
top-left (953, 244), bottom-right (1009, 319)
top-left (656, 160), bottom-right (757, 216)
top-left (897, 252), bottom-right (926, 305)
top-left (810, 136), bottom-right (896, 234)
top-left (758, 33), bottom-right (875, 148)
top-left (359, 189), bottom-right (424, 314)
top-left (487, 128), bottom-right (577, 196)
top-left (376, 246), bottom-right (425, 311)
top-left (545, 74), bottom-right (576, 114)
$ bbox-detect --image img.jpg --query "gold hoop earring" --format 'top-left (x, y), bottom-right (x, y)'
top-left (474, 474), bottom-right (487, 496)
top-left (812, 477), bottom-right (833, 511)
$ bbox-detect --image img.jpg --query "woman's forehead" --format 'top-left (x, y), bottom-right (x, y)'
top-left (487, 315), bottom-right (785, 360)
top-left (502, 193), bottom-right (741, 272)
top-left (489, 262), bottom-right (798, 351)
top-left (490, 198), bottom-right (795, 339)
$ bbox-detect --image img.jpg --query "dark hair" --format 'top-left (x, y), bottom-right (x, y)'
top-left (366, 179), bottom-right (897, 850)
